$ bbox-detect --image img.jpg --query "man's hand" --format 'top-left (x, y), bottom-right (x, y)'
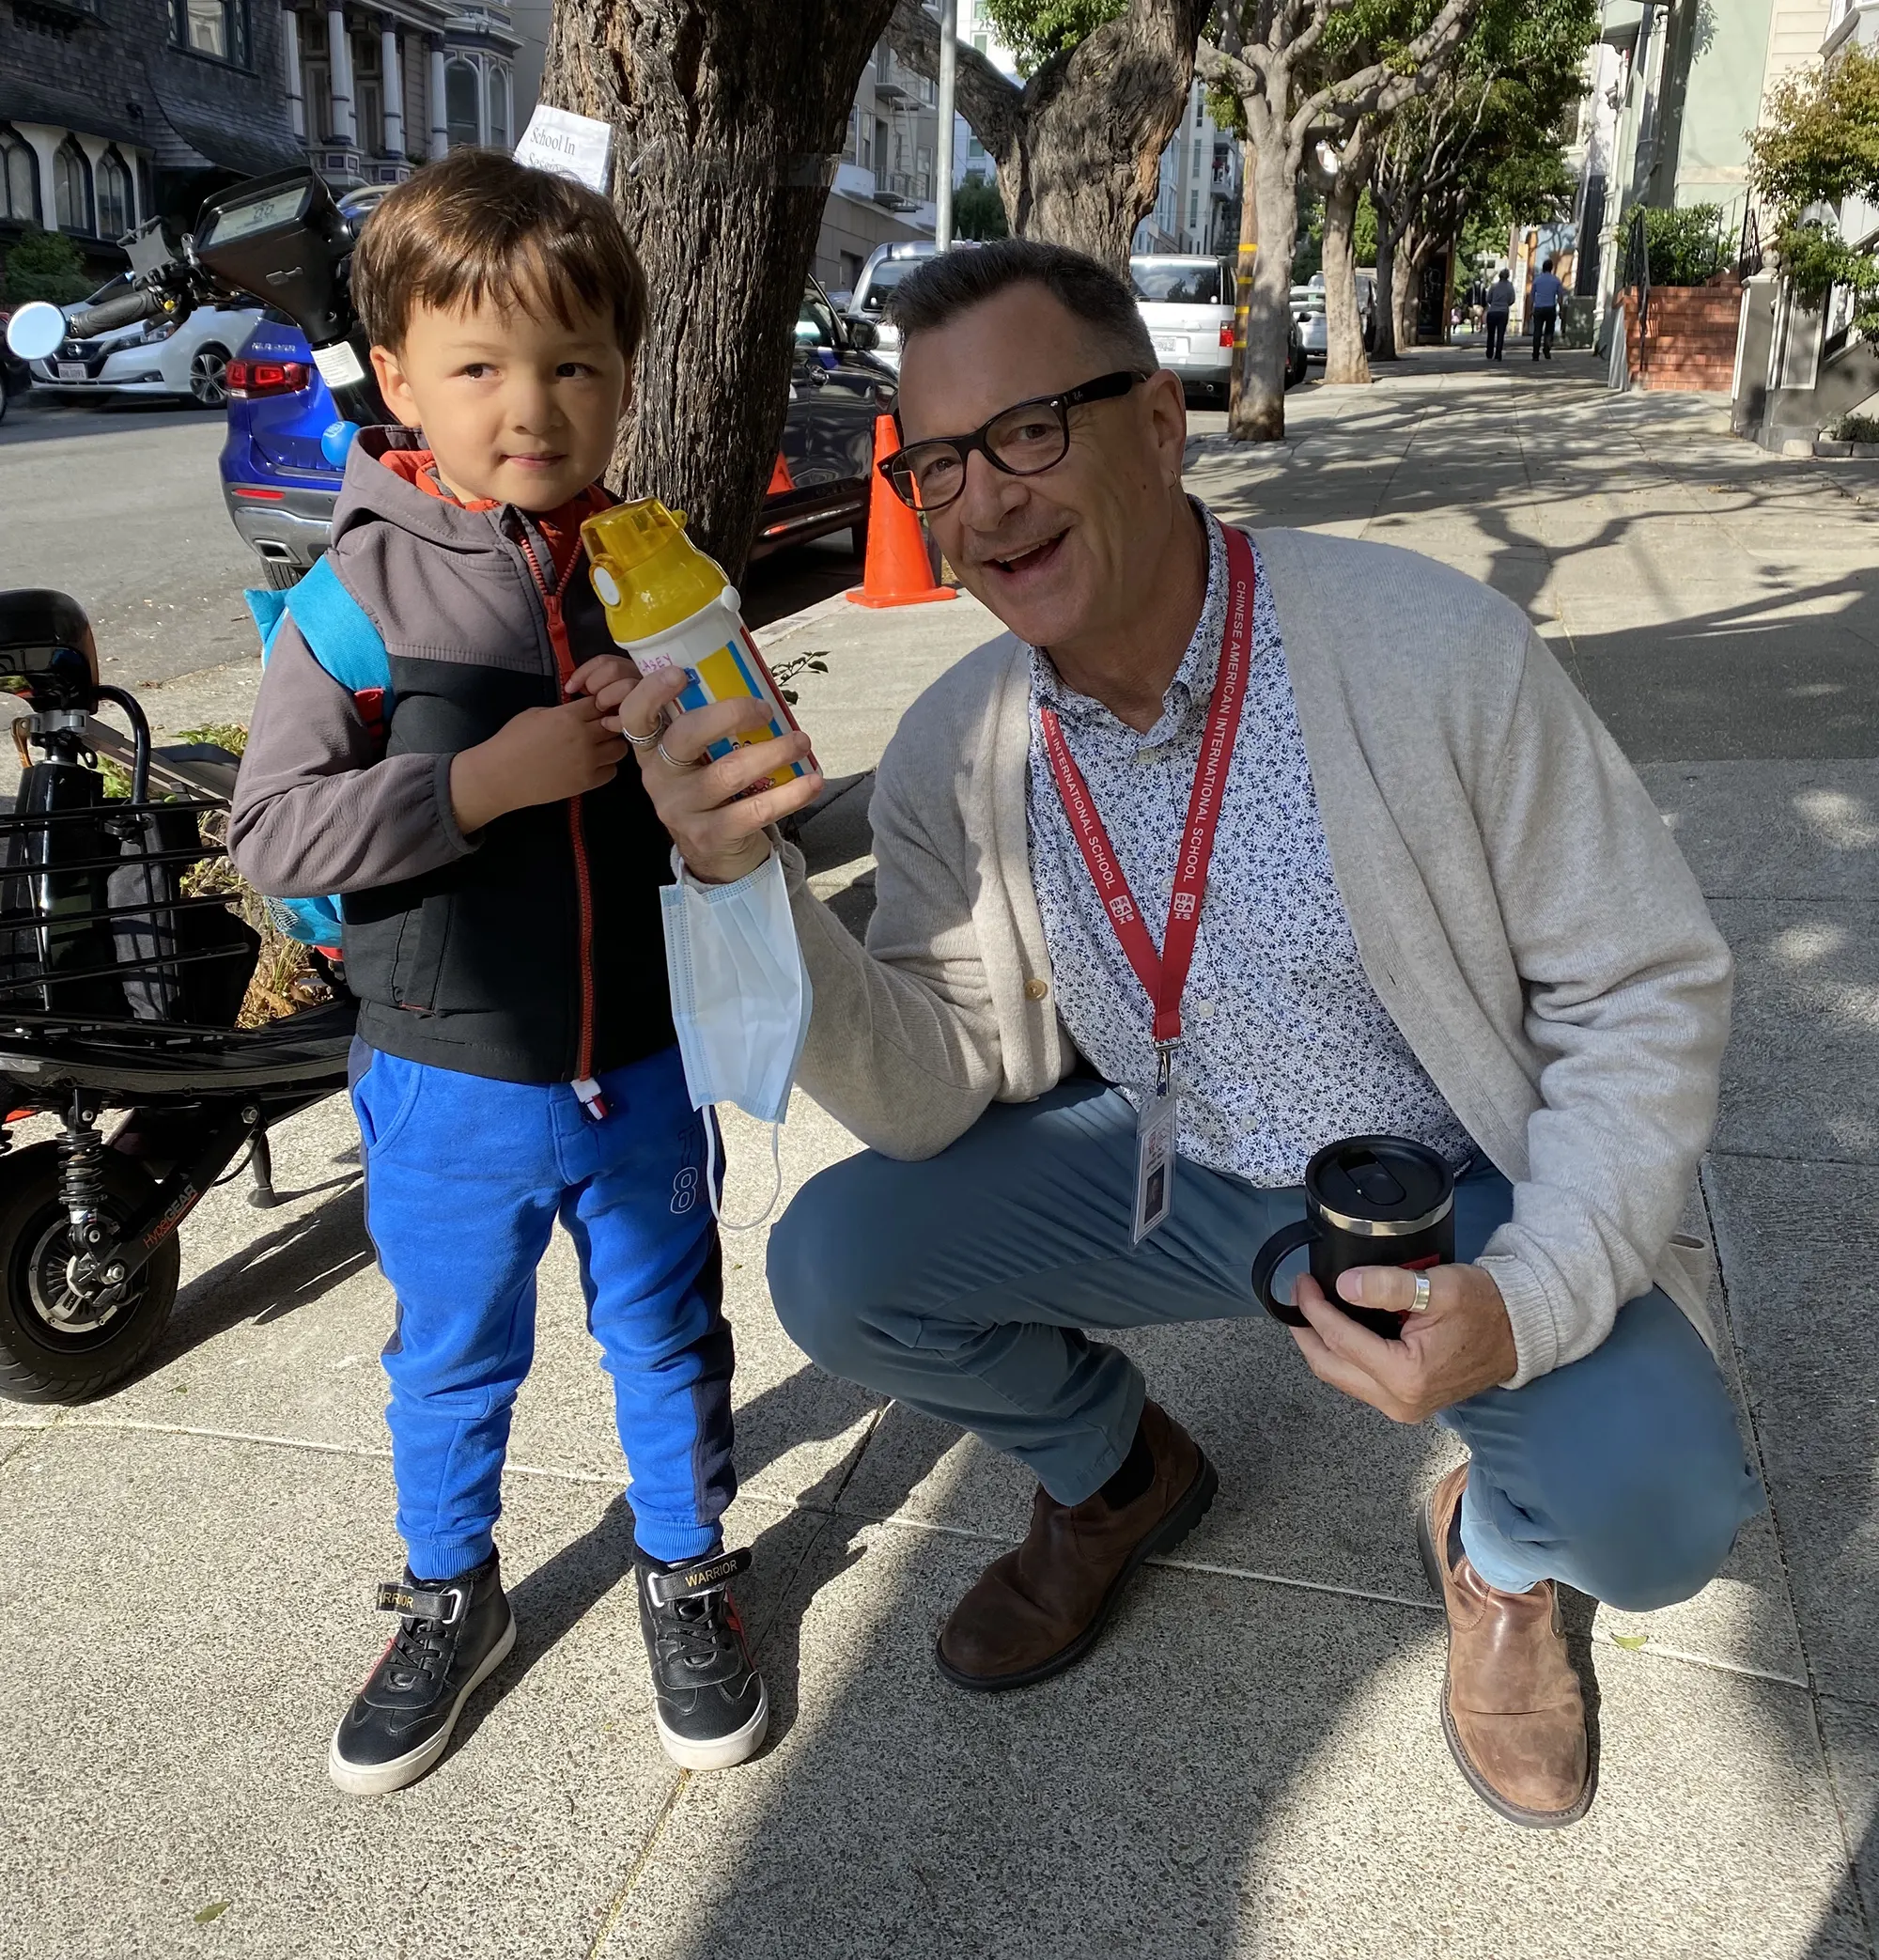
top-left (449, 697), bottom-right (628, 834)
top-left (607, 664), bottom-right (823, 886)
top-left (1289, 1263), bottom-right (1518, 1423)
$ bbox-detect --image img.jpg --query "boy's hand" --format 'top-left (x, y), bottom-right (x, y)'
top-left (564, 654), bottom-right (640, 712)
top-left (449, 697), bottom-right (628, 833)
top-left (613, 666), bottom-right (822, 885)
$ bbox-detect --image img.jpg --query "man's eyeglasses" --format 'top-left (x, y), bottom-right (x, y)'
top-left (879, 370), bottom-right (1148, 513)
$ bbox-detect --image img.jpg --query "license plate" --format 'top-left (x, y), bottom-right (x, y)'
top-left (55, 362), bottom-right (86, 381)
top-left (1152, 334), bottom-right (1190, 356)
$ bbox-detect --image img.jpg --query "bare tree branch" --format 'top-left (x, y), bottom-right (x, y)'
top-left (888, 0), bottom-right (1020, 163)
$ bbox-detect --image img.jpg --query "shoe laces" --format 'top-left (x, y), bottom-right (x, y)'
top-left (384, 1612), bottom-right (451, 1690)
top-left (653, 1587), bottom-right (738, 1673)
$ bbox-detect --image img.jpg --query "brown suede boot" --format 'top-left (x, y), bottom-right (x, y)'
top-left (1419, 1463), bottom-right (1593, 1828)
top-left (936, 1400), bottom-right (1217, 1691)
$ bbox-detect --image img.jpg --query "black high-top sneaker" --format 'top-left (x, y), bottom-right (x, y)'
top-left (327, 1550), bottom-right (516, 1797)
top-left (635, 1547), bottom-right (769, 1770)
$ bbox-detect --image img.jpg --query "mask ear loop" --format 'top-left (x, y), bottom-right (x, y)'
top-left (704, 1112), bottom-right (784, 1233)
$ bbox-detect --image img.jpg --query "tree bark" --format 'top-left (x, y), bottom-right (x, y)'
top-left (1371, 218), bottom-right (1399, 361)
top-left (1317, 125), bottom-right (1372, 385)
top-left (1234, 112), bottom-right (1299, 441)
top-left (1392, 238), bottom-right (1419, 348)
top-left (889, 0), bottom-right (1208, 271)
top-left (543, 0), bottom-right (893, 580)
top-left (1227, 133), bottom-right (1258, 423)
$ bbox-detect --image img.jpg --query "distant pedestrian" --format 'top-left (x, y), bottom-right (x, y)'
top-left (1484, 269), bottom-right (1514, 362)
top-left (1530, 257), bottom-right (1564, 362)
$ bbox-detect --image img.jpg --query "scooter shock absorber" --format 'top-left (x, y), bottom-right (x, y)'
top-left (58, 1111), bottom-right (106, 1251)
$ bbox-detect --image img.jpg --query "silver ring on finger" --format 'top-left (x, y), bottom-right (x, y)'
top-left (624, 721), bottom-right (661, 751)
top-left (1408, 1270), bottom-right (1433, 1313)
top-left (656, 736), bottom-right (705, 771)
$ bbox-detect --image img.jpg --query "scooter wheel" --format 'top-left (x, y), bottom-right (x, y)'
top-left (0, 1143), bottom-right (182, 1405)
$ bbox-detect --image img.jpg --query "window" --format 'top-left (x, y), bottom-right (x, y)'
top-left (0, 127), bottom-right (37, 226)
top-left (97, 148), bottom-right (131, 239)
top-left (359, 79), bottom-right (382, 153)
top-left (446, 59), bottom-right (480, 148)
top-left (487, 66), bottom-right (509, 149)
top-left (1194, 94), bottom-right (1203, 129)
top-left (306, 60), bottom-right (332, 140)
top-left (171, 0), bottom-right (249, 64)
top-left (1188, 189), bottom-right (1199, 227)
top-left (54, 139), bottom-right (92, 236)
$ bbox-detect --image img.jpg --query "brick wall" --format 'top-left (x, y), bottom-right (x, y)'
top-left (1622, 283), bottom-right (1744, 393)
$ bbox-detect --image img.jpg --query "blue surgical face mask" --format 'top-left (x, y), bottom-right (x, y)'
top-left (660, 849), bottom-right (812, 1227)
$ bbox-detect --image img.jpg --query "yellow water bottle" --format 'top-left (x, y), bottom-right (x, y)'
top-left (581, 499), bottom-right (812, 792)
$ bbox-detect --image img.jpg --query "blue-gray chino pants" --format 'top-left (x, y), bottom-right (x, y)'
top-left (767, 1079), bottom-right (1763, 1606)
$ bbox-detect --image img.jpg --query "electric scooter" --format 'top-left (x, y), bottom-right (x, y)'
top-left (0, 169), bottom-right (388, 1401)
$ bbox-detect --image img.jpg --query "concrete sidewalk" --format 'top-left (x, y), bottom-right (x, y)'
top-left (4, 349), bottom-right (1876, 1958)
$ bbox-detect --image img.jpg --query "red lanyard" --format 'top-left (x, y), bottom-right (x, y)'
top-left (1038, 525), bottom-right (1255, 1069)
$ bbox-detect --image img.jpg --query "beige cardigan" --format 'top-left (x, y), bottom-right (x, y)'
top-left (781, 526), bottom-right (1731, 1388)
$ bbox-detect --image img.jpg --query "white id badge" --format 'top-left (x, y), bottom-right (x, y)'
top-left (1131, 1085), bottom-right (1178, 1244)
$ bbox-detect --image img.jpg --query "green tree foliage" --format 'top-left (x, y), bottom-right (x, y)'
top-left (977, 0), bottom-right (1122, 75)
top-left (3, 227), bottom-right (92, 306)
top-left (1748, 41), bottom-right (1879, 215)
top-left (954, 173), bottom-right (1010, 238)
top-left (1748, 42), bottom-right (1879, 334)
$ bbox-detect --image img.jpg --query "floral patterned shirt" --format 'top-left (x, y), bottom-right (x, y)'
top-left (1025, 507), bottom-right (1476, 1188)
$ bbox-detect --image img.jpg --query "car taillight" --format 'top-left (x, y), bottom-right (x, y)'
top-left (226, 358), bottom-right (311, 398)
top-left (1219, 324), bottom-right (1235, 348)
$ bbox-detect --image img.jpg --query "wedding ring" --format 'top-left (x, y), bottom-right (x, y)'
top-left (656, 737), bottom-right (704, 770)
top-left (1408, 1270), bottom-right (1433, 1313)
top-left (623, 723), bottom-right (660, 751)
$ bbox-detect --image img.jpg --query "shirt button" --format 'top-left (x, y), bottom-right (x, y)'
top-left (1193, 1000), bottom-right (1215, 1019)
top-left (1024, 978), bottom-right (1050, 1001)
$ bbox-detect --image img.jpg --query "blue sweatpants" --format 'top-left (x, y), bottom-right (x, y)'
top-left (352, 1039), bottom-right (733, 1579)
top-left (769, 1078), bottom-right (1763, 1609)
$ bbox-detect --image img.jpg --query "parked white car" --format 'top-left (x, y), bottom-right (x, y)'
top-left (1290, 272), bottom-right (1377, 361)
top-left (1132, 255), bottom-right (1239, 401)
top-left (28, 289), bottom-right (261, 410)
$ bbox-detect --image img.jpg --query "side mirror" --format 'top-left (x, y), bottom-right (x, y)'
top-left (845, 317), bottom-right (880, 351)
top-left (5, 301), bottom-right (67, 362)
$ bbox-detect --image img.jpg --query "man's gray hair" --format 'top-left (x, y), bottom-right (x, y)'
top-left (885, 239), bottom-right (1158, 374)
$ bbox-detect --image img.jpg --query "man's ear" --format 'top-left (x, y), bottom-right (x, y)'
top-left (369, 344), bottom-right (419, 429)
top-left (1141, 366), bottom-right (1188, 488)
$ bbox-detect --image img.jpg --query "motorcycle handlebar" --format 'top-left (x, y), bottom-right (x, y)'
top-left (66, 288), bottom-right (163, 338)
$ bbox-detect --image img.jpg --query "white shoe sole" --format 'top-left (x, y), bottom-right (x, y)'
top-left (653, 1680), bottom-right (769, 1771)
top-left (327, 1608), bottom-right (518, 1797)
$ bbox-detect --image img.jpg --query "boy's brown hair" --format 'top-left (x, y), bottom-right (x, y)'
top-left (351, 148), bottom-right (648, 358)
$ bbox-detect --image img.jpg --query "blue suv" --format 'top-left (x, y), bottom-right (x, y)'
top-left (219, 280), bottom-right (894, 589)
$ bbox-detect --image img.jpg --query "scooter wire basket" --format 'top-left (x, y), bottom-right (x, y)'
top-left (0, 730), bottom-right (261, 1044)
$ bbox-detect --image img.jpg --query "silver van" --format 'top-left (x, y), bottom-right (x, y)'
top-left (1131, 255), bottom-right (1238, 400)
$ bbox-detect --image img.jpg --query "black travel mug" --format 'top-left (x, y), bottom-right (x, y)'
top-left (1250, 1136), bottom-right (1456, 1342)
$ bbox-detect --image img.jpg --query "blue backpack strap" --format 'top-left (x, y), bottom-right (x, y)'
top-left (281, 555), bottom-right (393, 705)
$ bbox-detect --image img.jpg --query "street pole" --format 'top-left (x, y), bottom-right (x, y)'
top-left (936, 0), bottom-right (957, 250)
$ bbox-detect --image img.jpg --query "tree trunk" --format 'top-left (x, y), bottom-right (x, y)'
top-left (1393, 236), bottom-right (1421, 349)
top-left (1371, 220), bottom-right (1399, 362)
top-left (1319, 133), bottom-right (1372, 386)
top-left (1227, 134), bottom-right (1258, 423)
top-left (544, 0), bottom-right (893, 580)
top-left (1230, 116), bottom-right (1298, 443)
top-left (890, 0), bottom-right (1206, 272)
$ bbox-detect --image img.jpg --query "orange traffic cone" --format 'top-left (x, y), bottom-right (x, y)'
top-left (846, 414), bottom-right (956, 608)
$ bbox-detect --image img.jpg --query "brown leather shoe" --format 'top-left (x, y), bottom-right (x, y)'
top-left (1419, 1463), bottom-right (1593, 1828)
top-left (936, 1400), bottom-right (1217, 1691)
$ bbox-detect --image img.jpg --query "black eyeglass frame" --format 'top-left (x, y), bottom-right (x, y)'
top-left (878, 369), bottom-right (1150, 511)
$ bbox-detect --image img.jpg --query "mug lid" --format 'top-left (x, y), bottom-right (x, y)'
top-left (1305, 1135), bottom-right (1454, 1236)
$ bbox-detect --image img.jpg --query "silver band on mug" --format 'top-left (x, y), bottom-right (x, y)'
top-left (1313, 1193), bottom-right (1454, 1238)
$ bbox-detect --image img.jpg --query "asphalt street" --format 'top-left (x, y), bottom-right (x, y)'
top-left (0, 391), bottom-right (908, 685)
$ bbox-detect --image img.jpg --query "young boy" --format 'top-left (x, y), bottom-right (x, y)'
top-left (229, 149), bottom-right (766, 1796)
